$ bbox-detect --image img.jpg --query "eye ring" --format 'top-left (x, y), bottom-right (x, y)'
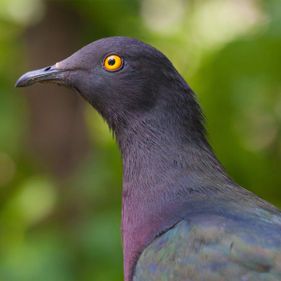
top-left (103, 54), bottom-right (123, 72)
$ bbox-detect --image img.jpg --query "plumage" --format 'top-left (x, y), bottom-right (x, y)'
top-left (135, 202), bottom-right (281, 280)
top-left (16, 36), bottom-right (281, 281)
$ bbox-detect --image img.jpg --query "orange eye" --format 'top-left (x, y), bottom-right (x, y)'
top-left (103, 54), bottom-right (123, 72)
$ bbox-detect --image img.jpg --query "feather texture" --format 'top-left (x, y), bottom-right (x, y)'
top-left (135, 204), bottom-right (281, 281)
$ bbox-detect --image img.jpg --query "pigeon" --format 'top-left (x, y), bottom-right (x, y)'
top-left (16, 37), bottom-right (281, 281)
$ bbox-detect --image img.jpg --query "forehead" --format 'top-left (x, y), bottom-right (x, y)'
top-left (58, 37), bottom-right (164, 69)
top-left (88, 37), bottom-right (157, 57)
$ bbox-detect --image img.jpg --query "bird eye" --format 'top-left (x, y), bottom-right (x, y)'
top-left (103, 54), bottom-right (123, 72)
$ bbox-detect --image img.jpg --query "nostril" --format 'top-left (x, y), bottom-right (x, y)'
top-left (44, 66), bottom-right (51, 71)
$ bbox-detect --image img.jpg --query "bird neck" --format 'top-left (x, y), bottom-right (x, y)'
top-left (115, 88), bottom-right (231, 281)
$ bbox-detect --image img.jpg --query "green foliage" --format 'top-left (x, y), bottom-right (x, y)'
top-left (0, 0), bottom-right (280, 280)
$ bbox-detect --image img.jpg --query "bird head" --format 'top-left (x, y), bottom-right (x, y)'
top-left (17, 37), bottom-right (181, 127)
top-left (16, 36), bottom-right (204, 139)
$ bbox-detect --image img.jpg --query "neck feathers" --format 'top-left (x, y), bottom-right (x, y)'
top-left (116, 86), bottom-right (230, 281)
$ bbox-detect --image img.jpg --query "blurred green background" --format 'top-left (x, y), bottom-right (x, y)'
top-left (0, 0), bottom-right (281, 280)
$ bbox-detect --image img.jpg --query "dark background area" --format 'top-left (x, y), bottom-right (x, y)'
top-left (0, 0), bottom-right (281, 280)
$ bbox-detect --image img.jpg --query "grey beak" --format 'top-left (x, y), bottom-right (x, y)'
top-left (15, 64), bottom-right (65, 87)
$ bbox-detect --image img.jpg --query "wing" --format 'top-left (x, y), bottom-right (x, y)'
top-left (134, 211), bottom-right (281, 281)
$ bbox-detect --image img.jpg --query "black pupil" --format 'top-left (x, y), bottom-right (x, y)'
top-left (108, 58), bottom-right (116, 66)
